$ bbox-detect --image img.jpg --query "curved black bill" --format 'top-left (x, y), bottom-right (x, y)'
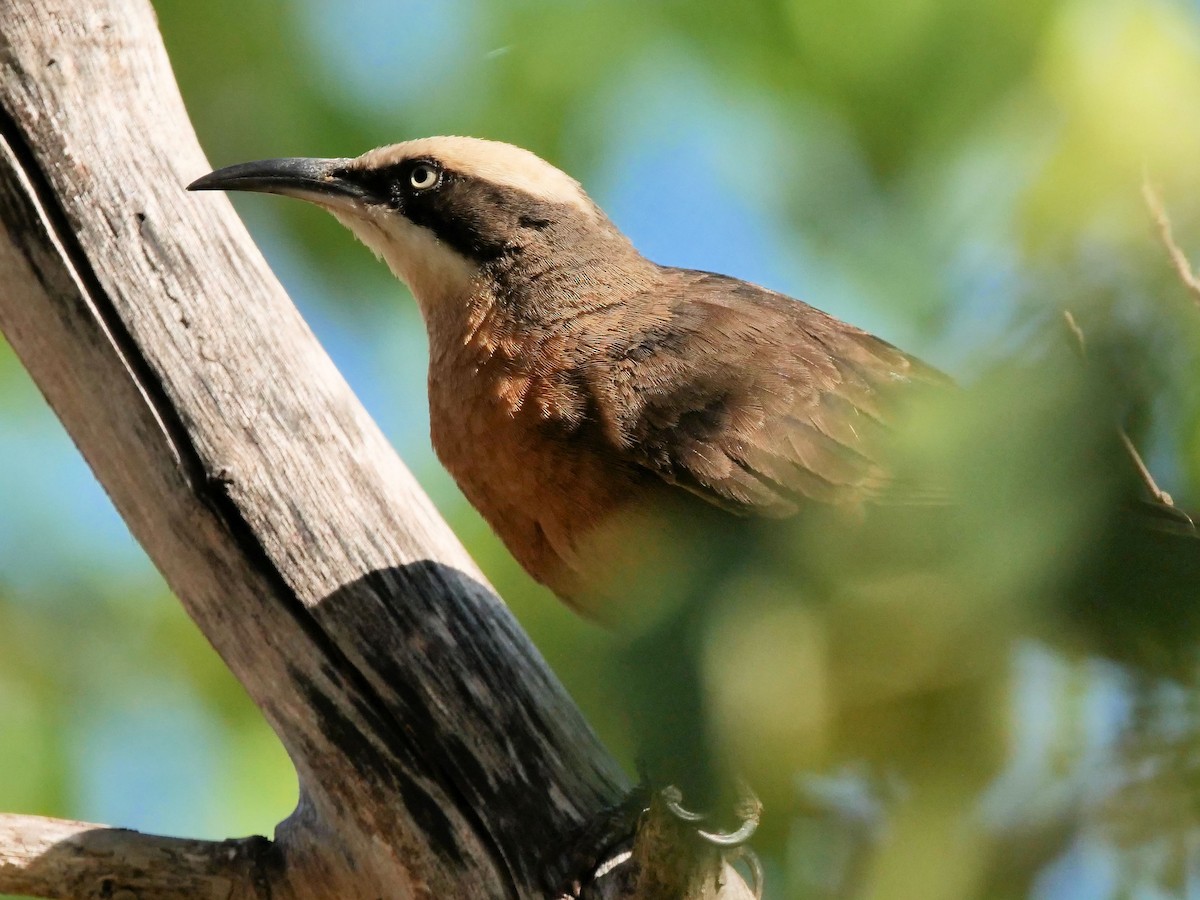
top-left (187, 157), bottom-right (363, 202)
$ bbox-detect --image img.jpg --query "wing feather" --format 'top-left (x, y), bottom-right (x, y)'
top-left (583, 269), bottom-right (942, 516)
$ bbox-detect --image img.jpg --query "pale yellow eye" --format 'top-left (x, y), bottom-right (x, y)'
top-left (410, 164), bottom-right (440, 191)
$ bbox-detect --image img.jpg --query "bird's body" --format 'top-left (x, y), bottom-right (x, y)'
top-left (425, 263), bottom-right (931, 614)
top-left (189, 137), bottom-right (1200, 891)
top-left (189, 137), bottom-right (935, 620)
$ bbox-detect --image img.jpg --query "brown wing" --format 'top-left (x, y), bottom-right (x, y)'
top-left (582, 269), bottom-right (943, 517)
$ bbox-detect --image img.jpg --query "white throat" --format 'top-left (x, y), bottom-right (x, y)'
top-left (331, 207), bottom-right (481, 337)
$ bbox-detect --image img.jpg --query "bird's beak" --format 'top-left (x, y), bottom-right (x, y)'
top-left (187, 157), bottom-right (366, 210)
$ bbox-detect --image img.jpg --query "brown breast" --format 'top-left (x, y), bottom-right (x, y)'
top-left (428, 343), bottom-right (652, 617)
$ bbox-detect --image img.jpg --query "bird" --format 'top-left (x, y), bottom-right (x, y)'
top-left (188, 137), bottom-right (1200, 895)
top-left (188, 136), bottom-right (941, 627)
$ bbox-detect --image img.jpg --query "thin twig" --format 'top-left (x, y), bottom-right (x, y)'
top-left (1119, 430), bottom-right (1175, 509)
top-left (1061, 310), bottom-right (1177, 509)
top-left (1061, 309), bottom-right (1086, 355)
top-left (1135, 178), bottom-right (1200, 519)
top-left (1142, 178), bottom-right (1200, 309)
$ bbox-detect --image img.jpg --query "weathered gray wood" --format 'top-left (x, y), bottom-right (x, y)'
top-left (0, 0), bottom-right (630, 896)
top-left (0, 2), bottom-right (759, 897)
top-left (0, 813), bottom-right (273, 900)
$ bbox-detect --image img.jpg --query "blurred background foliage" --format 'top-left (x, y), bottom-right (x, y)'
top-left (3, 0), bottom-right (1200, 897)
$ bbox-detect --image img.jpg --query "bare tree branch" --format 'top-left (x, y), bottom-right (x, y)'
top-left (0, 0), bottom-right (758, 897)
top-left (1061, 310), bottom-right (1185, 515)
top-left (0, 1), bottom-right (758, 895)
top-left (1143, 178), bottom-right (1200, 308)
top-left (0, 814), bottom-right (273, 900)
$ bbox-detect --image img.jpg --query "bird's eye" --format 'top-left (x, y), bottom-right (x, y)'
top-left (409, 163), bottom-right (440, 191)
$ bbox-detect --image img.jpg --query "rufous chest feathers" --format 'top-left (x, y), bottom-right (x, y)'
top-left (423, 289), bottom-right (651, 611)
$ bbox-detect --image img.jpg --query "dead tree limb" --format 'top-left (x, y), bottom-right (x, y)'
top-left (0, 813), bottom-right (273, 900)
top-left (0, 1), bottom-right (757, 895)
top-left (0, 0), bottom-right (755, 897)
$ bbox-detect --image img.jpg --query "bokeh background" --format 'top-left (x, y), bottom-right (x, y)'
top-left (4, 0), bottom-right (1200, 897)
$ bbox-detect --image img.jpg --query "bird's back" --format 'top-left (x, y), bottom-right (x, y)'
top-left (428, 265), bottom-right (941, 619)
top-left (584, 268), bottom-right (943, 516)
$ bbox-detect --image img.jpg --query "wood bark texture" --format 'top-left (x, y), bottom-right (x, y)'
top-left (0, 813), bottom-right (274, 900)
top-left (0, 1), bottom-right (757, 896)
top-left (0, 0), bottom-right (644, 897)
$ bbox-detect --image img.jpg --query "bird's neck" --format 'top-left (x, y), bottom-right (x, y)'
top-left (425, 237), bottom-right (659, 373)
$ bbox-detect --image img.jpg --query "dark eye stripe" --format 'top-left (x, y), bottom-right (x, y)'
top-left (344, 159), bottom-right (444, 206)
